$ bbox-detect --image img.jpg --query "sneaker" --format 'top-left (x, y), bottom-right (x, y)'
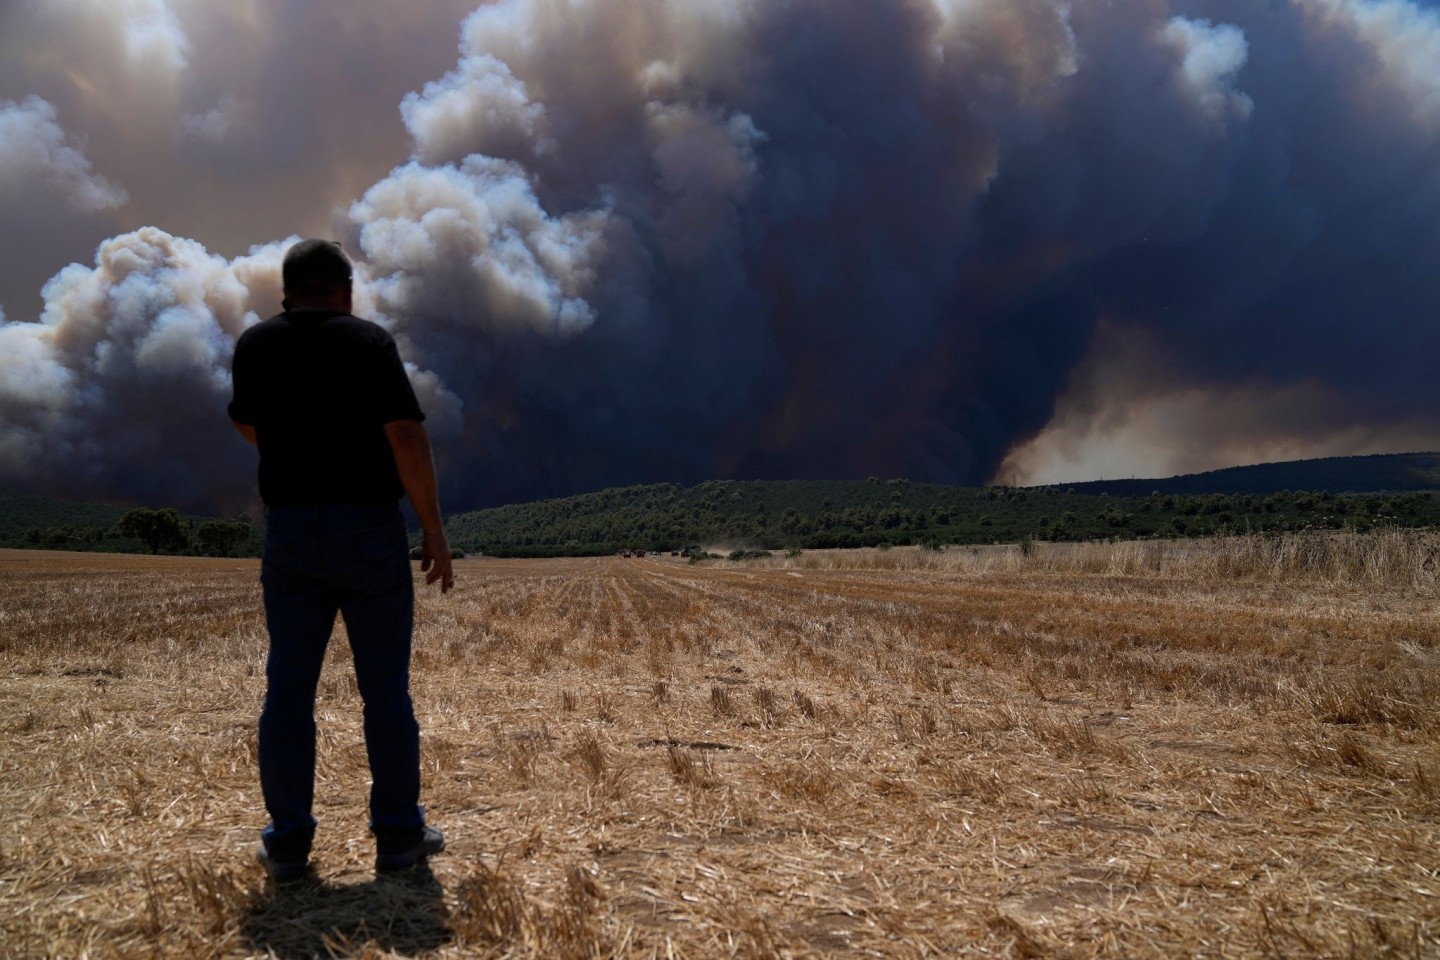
top-left (256, 844), bottom-right (311, 884)
top-left (375, 825), bottom-right (445, 873)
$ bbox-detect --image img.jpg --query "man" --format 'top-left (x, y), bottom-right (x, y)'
top-left (229, 239), bottom-right (453, 882)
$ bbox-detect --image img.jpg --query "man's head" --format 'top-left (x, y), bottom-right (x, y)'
top-left (282, 239), bottom-right (353, 309)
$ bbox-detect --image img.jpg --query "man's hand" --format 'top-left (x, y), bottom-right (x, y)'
top-left (420, 530), bottom-right (454, 594)
top-left (385, 420), bottom-right (453, 595)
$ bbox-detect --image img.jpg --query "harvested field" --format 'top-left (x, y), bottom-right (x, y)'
top-left (1, 540), bottom-right (1438, 958)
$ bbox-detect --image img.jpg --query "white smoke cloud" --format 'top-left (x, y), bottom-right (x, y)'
top-left (117, 0), bottom-right (193, 75)
top-left (402, 54), bottom-right (553, 165)
top-left (0, 228), bottom-right (272, 506)
top-left (180, 96), bottom-right (248, 143)
top-left (1162, 17), bottom-right (1254, 124)
top-left (350, 157), bottom-right (609, 337)
top-left (0, 97), bottom-right (128, 213)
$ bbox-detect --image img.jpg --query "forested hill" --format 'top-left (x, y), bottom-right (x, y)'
top-left (1064, 452), bottom-right (1440, 497)
top-left (446, 471), bottom-right (1440, 558)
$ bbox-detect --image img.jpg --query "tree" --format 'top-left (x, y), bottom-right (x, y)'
top-left (114, 508), bottom-right (189, 554)
top-left (196, 519), bottom-right (251, 557)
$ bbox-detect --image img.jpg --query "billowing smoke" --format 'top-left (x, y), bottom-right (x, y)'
top-left (0, 229), bottom-right (283, 510)
top-left (0, 0), bottom-right (1438, 510)
top-left (0, 97), bottom-right (128, 213)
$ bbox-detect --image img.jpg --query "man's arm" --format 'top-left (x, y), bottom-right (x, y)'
top-left (232, 421), bottom-right (257, 445)
top-left (384, 419), bottom-right (454, 593)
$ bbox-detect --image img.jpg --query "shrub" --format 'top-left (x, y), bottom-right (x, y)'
top-left (728, 549), bottom-right (770, 562)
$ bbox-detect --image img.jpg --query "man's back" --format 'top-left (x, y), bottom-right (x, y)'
top-left (229, 310), bottom-right (422, 506)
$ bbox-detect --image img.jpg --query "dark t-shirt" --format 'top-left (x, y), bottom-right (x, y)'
top-left (228, 310), bottom-right (425, 506)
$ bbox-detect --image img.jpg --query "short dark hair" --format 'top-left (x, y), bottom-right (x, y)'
top-left (282, 239), bottom-right (352, 298)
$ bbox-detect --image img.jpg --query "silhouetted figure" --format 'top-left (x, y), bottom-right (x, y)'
top-left (229, 239), bottom-right (453, 881)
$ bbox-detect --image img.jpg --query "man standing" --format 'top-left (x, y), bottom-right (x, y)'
top-left (229, 239), bottom-right (452, 882)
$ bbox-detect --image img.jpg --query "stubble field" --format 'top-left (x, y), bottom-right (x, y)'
top-left (1, 536), bottom-right (1438, 959)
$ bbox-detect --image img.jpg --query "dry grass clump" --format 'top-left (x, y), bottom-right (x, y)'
top-left (664, 745), bottom-right (719, 790)
top-left (2, 537), bottom-right (1439, 958)
top-left (450, 863), bottom-right (605, 958)
top-left (708, 683), bottom-right (736, 718)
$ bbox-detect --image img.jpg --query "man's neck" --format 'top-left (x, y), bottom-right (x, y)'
top-left (285, 291), bottom-right (352, 313)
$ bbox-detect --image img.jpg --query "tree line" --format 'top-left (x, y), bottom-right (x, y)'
top-left (14, 508), bottom-right (259, 557)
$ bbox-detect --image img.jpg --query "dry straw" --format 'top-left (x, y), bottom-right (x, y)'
top-left (764, 527), bottom-right (1440, 589)
top-left (1, 537), bottom-right (1437, 958)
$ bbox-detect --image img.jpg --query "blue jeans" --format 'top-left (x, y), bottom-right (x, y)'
top-left (258, 503), bottom-right (425, 861)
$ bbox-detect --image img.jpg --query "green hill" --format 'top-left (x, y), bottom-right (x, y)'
top-left (445, 463), bottom-right (1440, 558)
top-left (1065, 452), bottom-right (1440, 497)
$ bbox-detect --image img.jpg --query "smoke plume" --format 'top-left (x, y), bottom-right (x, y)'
top-left (0, 0), bottom-right (1437, 510)
top-left (0, 97), bottom-right (128, 213)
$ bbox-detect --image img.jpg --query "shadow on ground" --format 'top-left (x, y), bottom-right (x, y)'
top-left (242, 864), bottom-right (451, 959)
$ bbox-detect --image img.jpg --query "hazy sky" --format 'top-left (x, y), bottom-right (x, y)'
top-left (0, 0), bottom-right (1437, 511)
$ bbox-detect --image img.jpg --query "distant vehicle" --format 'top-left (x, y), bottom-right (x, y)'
top-left (635, 550), bottom-right (646, 557)
top-left (621, 550), bottom-right (632, 558)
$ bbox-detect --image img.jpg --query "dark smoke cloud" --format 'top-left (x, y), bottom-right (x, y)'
top-left (0, 0), bottom-right (1437, 510)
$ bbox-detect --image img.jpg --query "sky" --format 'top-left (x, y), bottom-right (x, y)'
top-left (0, 0), bottom-right (1437, 512)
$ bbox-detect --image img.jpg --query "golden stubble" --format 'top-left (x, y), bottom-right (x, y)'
top-left (1, 538), bottom-right (1437, 958)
